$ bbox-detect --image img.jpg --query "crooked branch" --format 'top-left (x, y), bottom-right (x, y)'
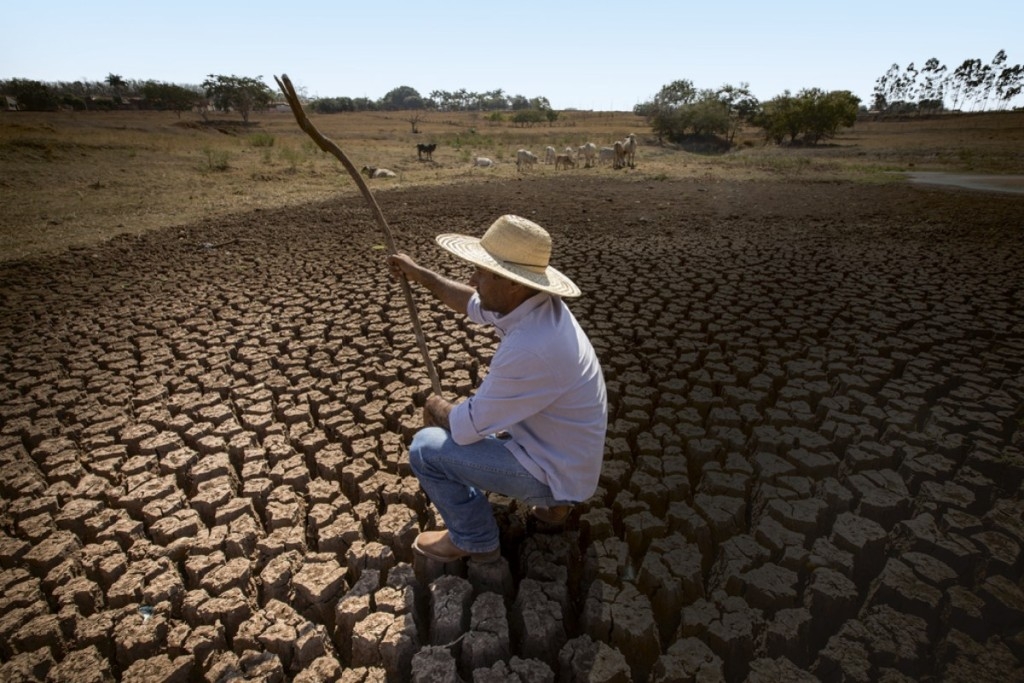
top-left (274, 73), bottom-right (442, 395)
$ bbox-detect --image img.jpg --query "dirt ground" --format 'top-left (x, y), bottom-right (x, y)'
top-left (1, 173), bottom-right (1023, 681)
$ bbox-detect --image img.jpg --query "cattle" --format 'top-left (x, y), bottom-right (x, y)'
top-left (577, 142), bottom-right (598, 168)
top-left (516, 149), bottom-right (538, 171)
top-left (598, 146), bottom-right (615, 165)
top-left (361, 165), bottom-right (397, 179)
top-left (622, 133), bottom-right (638, 167)
top-left (555, 154), bottom-right (575, 170)
top-left (416, 143), bottom-right (437, 161)
top-left (474, 157), bottom-right (494, 167)
top-left (613, 133), bottom-right (638, 169)
top-left (544, 145), bottom-right (556, 164)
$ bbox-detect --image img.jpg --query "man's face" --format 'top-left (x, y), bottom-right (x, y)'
top-left (469, 266), bottom-right (522, 314)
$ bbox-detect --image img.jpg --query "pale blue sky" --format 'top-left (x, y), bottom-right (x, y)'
top-left (3, 1), bottom-right (1021, 110)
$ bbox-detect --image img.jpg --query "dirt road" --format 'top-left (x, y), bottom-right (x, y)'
top-left (1, 175), bottom-right (1022, 681)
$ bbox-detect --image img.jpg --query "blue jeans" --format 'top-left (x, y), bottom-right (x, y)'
top-left (408, 427), bottom-right (569, 553)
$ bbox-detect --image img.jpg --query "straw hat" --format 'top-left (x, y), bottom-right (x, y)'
top-left (436, 215), bottom-right (581, 298)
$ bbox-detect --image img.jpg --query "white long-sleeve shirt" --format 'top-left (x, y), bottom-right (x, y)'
top-left (449, 291), bottom-right (608, 501)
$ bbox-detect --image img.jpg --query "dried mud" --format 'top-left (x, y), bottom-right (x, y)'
top-left (1, 175), bottom-right (1023, 682)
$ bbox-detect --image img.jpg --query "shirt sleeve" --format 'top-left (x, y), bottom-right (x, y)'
top-left (449, 342), bottom-right (561, 446)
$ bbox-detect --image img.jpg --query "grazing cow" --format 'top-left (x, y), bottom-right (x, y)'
top-left (474, 157), bottom-right (494, 167)
top-left (598, 146), bottom-right (615, 165)
top-left (416, 142), bottom-right (437, 161)
top-left (361, 165), bottom-right (397, 179)
top-left (555, 154), bottom-right (575, 170)
top-left (544, 145), bottom-right (556, 164)
top-left (516, 149), bottom-right (538, 171)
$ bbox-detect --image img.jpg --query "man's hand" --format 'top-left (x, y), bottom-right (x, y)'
top-left (423, 394), bottom-right (454, 431)
top-left (387, 253), bottom-right (420, 285)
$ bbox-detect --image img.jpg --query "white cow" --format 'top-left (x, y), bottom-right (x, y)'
top-left (598, 146), bottom-right (615, 165)
top-left (622, 133), bottom-right (638, 167)
top-left (612, 133), bottom-right (639, 169)
top-left (361, 165), bottom-right (397, 178)
top-left (613, 140), bottom-right (627, 169)
top-left (577, 142), bottom-right (598, 168)
top-left (516, 149), bottom-right (538, 171)
top-left (544, 145), bottom-right (556, 164)
top-left (474, 157), bottom-right (494, 167)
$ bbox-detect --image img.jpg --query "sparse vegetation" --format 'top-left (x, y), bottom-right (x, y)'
top-left (202, 147), bottom-right (230, 171)
top-left (1, 107), bottom-right (1021, 262)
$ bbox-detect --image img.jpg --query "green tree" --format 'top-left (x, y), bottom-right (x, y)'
top-left (918, 58), bottom-right (948, 114)
top-left (715, 83), bottom-right (759, 142)
top-left (799, 89), bottom-right (860, 143)
top-left (751, 89), bottom-right (859, 145)
top-left (2, 78), bottom-right (59, 111)
top-left (994, 62), bottom-right (1024, 110)
top-left (511, 109), bottom-right (546, 126)
top-left (202, 74), bottom-right (273, 122)
top-left (949, 59), bottom-right (982, 111)
top-left (106, 73), bottom-right (126, 102)
top-left (637, 79), bottom-right (754, 144)
top-left (312, 96), bottom-right (355, 113)
top-left (141, 81), bottom-right (202, 117)
top-left (380, 85), bottom-right (425, 110)
top-left (510, 94), bottom-right (531, 110)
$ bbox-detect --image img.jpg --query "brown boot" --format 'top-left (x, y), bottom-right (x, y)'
top-left (413, 530), bottom-right (500, 563)
top-left (530, 505), bottom-right (572, 525)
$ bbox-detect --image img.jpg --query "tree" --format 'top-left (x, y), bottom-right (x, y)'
top-left (715, 83), bottom-right (759, 141)
top-left (750, 89), bottom-right (859, 145)
top-left (106, 73), bottom-right (126, 102)
top-left (977, 50), bottom-right (1007, 111)
top-left (872, 64), bottom-right (900, 112)
top-left (654, 79), bottom-right (698, 108)
top-left (311, 96), bottom-right (355, 113)
top-left (994, 63), bottom-right (1024, 110)
top-left (751, 91), bottom-right (801, 144)
top-left (799, 89), bottom-right (860, 143)
top-left (636, 79), bottom-right (753, 144)
top-left (2, 78), bottom-right (59, 111)
top-left (949, 59), bottom-right (982, 111)
top-left (638, 79), bottom-right (697, 142)
top-left (511, 109), bottom-right (546, 126)
top-left (202, 74), bottom-right (273, 122)
top-left (141, 81), bottom-right (202, 117)
top-left (510, 94), bottom-right (531, 110)
top-left (918, 58), bottom-right (948, 114)
top-left (380, 85), bottom-right (426, 110)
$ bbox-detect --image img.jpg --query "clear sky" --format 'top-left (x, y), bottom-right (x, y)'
top-left (3, 0), bottom-right (1021, 111)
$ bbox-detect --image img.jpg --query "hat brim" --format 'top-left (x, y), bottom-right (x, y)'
top-left (436, 233), bottom-right (581, 298)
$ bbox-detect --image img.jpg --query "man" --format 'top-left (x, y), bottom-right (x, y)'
top-left (387, 214), bottom-right (607, 563)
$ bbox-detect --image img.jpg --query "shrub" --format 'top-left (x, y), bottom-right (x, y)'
top-left (249, 132), bottom-right (275, 148)
top-left (202, 147), bottom-right (230, 171)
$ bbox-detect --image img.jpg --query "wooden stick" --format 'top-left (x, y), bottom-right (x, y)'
top-left (274, 74), bottom-right (443, 395)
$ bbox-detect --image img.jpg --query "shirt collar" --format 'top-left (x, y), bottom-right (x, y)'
top-left (490, 291), bottom-right (551, 336)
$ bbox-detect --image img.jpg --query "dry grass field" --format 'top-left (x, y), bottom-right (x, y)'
top-left (2, 107), bottom-right (1022, 262)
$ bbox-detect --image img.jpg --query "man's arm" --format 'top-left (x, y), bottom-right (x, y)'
top-left (387, 253), bottom-right (473, 315)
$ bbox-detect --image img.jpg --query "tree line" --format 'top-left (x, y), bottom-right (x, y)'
top-left (872, 50), bottom-right (1022, 114)
top-left (0, 75), bottom-right (555, 119)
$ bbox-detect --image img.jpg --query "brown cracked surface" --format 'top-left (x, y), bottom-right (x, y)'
top-left (1, 174), bottom-right (1023, 681)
